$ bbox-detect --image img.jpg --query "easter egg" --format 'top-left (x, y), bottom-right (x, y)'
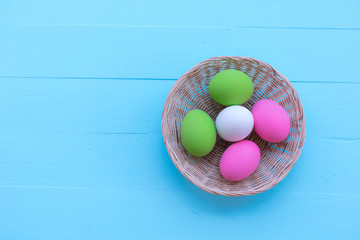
top-left (251, 99), bottom-right (290, 143)
top-left (208, 69), bottom-right (254, 106)
top-left (220, 140), bottom-right (261, 181)
top-left (215, 106), bottom-right (254, 142)
top-left (180, 109), bottom-right (216, 157)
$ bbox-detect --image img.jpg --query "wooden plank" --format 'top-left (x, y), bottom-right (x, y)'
top-left (1, 0), bottom-right (360, 28)
top-left (0, 126), bottom-right (358, 194)
top-left (0, 79), bottom-right (358, 139)
top-left (0, 26), bottom-right (359, 82)
top-left (0, 188), bottom-right (358, 239)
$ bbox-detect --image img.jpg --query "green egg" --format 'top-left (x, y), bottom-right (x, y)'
top-left (208, 69), bottom-right (254, 106)
top-left (180, 110), bottom-right (216, 157)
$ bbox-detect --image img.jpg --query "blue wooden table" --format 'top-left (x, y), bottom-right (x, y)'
top-left (0, 1), bottom-right (359, 239)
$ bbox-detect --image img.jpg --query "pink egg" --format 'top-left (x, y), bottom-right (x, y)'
top-left (220, 140), bottom-right (261, 181)
top-left (252, 99), bottom-right (290, 143)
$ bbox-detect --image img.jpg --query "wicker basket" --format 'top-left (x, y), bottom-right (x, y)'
top-left (161, 56), bottom-right (306, 196)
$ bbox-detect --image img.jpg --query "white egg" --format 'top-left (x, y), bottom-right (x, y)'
top-left (215, 105), bottom-right (254, 142)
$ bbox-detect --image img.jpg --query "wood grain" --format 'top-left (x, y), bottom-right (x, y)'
top-left (0, 78), bottom-right (359, 239)
top-left (1, 0), bottom-right (359, 28)
top-left (0, 26), bottom-right (359, 83)
top-left (0, 0), bottom-right (359, 239)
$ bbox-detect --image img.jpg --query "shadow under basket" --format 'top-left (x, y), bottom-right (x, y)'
top-left (161, 56), bottom-right (306, 196)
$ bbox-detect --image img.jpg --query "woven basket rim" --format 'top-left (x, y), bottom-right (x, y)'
top-left (161, 56), bottom-right (306, 196)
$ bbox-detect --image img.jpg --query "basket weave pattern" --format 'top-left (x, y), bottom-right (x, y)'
top-left (161, 56), bottom-right (306, 196)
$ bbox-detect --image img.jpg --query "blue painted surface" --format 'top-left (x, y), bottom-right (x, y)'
top-left (0, 1), bottom-right (359, 239)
